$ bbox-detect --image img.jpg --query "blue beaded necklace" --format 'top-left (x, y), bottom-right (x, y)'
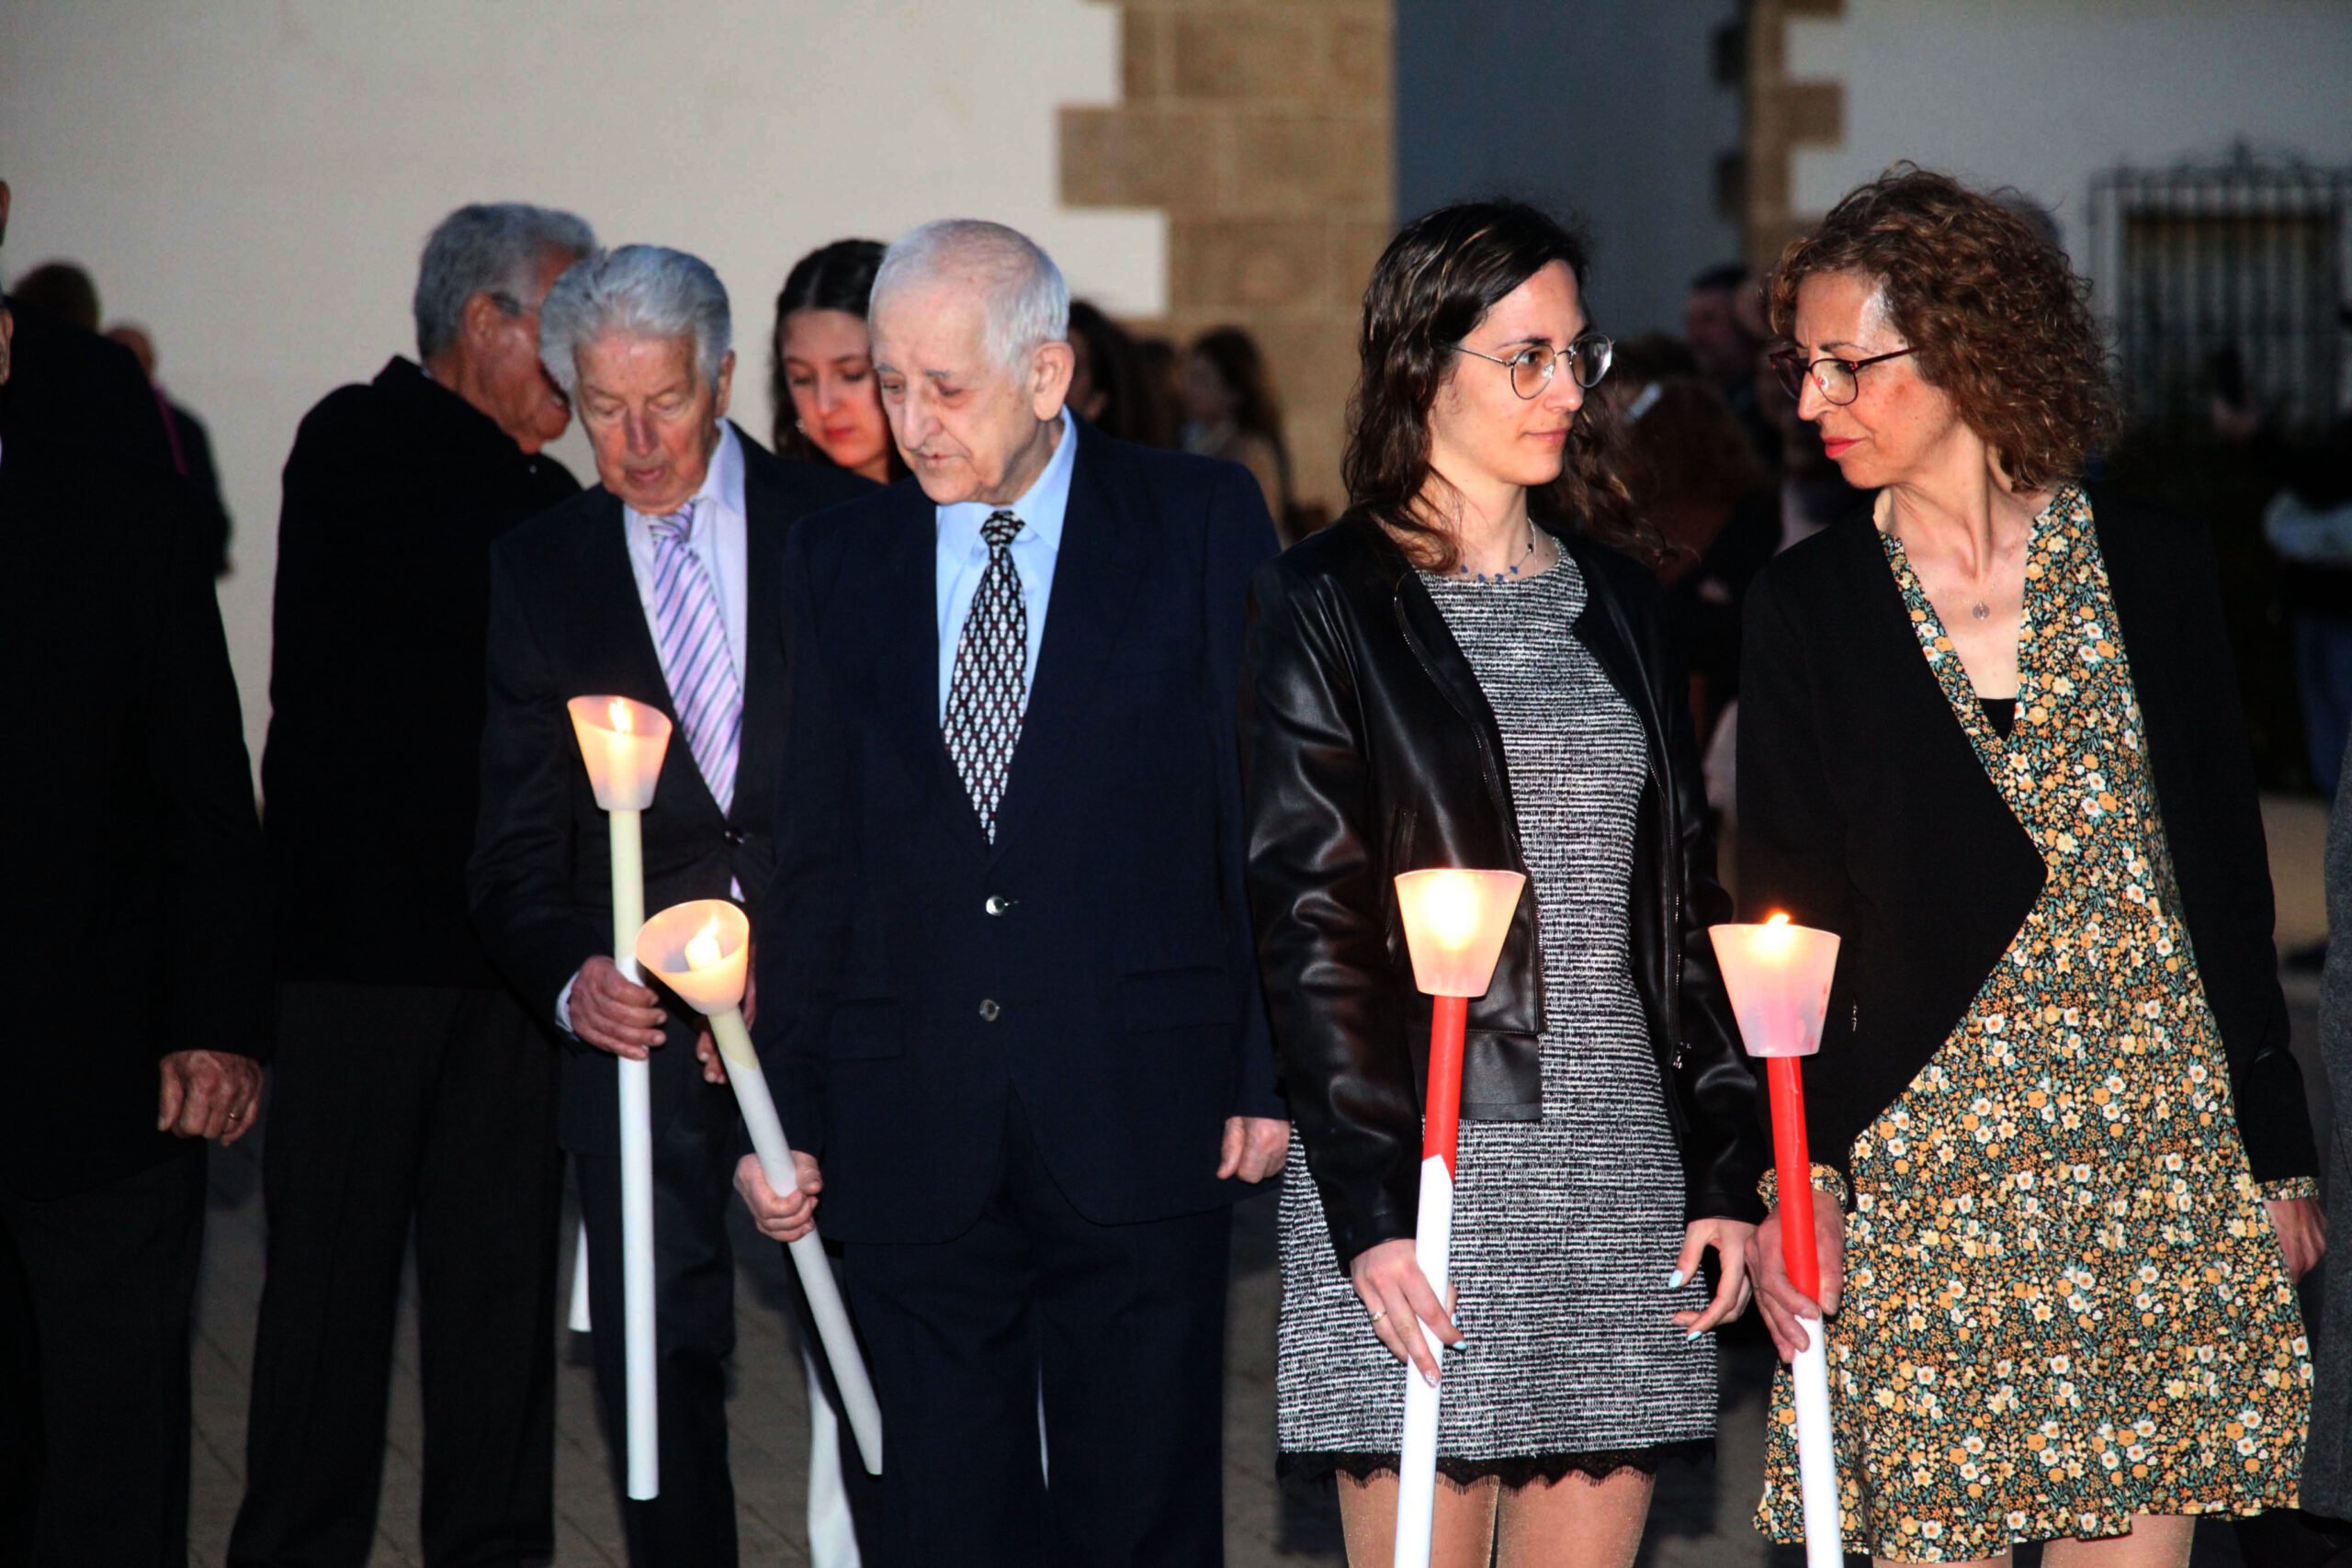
top-left (1458, 524), bottom-right (1539, 583)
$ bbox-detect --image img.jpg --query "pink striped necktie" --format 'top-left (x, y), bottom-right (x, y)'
top-left (646, 500), bottom-right (742, 814)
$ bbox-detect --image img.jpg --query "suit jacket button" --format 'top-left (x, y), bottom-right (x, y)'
top-left (723, 828), bottom-right (746, 846)
top-left (978, 998), bottom-right (1001, 1022)
top-left (985, 895), bottom-right (1011, 916)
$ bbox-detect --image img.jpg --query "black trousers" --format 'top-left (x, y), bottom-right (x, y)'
top-left (0, 1142), bottom-right (207, 1568)
top-left (230, 983), bottom-right (561, 1568)
top-left (841, 1094), bottom-right (1232, 1568)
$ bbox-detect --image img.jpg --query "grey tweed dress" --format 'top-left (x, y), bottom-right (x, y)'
top-left (1276, 551), bottom-right (1716, 1482)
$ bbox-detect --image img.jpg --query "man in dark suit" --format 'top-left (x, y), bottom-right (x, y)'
top-left (469, 244), bottom-right (872, 1567)
top-left (0, 186), bottom-right (272, 1566)
top-left (735, 219), bottom-right (1287, 1566)
top-left (231, 201), bottom-right (594, 1568)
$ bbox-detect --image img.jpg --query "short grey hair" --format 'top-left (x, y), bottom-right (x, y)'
top-left (871, 219), bottom-right (1069, 374)
top-left (412, 202), bottom-right (594, 363)
top-left (537, 244), bottom-right (733, 397)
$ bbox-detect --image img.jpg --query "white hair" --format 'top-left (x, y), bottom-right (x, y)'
top-left (537, 244), bottom-right (732, 396)
top-left (412, 202), bottom-right (595, 362)
top-left (870, 219), bottom-right (1069, 374)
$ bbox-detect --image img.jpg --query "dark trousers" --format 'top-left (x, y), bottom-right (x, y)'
top-left (230, 984), bottom-right (561, 1568)
top-left (574, 1080), bottom-right (742, 1568)
top-left (841, 1094), bottom-right (1232, 1568)
top-left (0, 1143), bottom-right (207, 1568)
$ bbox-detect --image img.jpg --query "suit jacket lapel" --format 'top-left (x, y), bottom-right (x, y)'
top-left (988, 424), bottom-right (1145, 859)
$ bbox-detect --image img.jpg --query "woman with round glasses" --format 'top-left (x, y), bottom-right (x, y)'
top-left (1740, 166), bottom-right (2323, 1566)
top-left (1244, 198), bottom-right (1764, 1564)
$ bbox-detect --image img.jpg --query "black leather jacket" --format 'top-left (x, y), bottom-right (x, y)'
top-left (1241, 513), bottom-right (1765, 1268)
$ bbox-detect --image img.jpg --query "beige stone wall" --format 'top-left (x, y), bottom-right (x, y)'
top-left (1743, 0), bottom-right (1846, 271)
top-left (1061, 0), bottom-right (1396, 520)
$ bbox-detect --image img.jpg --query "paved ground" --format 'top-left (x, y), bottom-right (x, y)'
top-left (181, 796), bottom-right (2337, 1565)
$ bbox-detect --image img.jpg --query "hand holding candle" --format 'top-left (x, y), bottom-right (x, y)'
top-left (636, 900), bottom-right (886, 1477)
top-left (568, 694), bottom-right (672, 1503)
top-left (1387, 868), bottom-right (1525, 1568)
top-left (1709, 912), bottom-right (1844, 1568)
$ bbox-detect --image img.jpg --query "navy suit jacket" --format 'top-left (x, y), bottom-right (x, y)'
top-left (469, 426), bottom-right (872, 1154)
top-left (754, 420), bottom-right (1283, 1243)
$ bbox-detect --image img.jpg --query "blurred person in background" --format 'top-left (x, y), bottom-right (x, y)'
top-left (1, 242), bottom-right (171, 470)
top-left (1066, 298), bottom-right (1150, 445)
top-left (770, 237), bottom-right (904, 485)
top-left (234, 201), bottom-right (594, 1568)
top-left (1182, 324), bottom-right (1297, 540)
top-left (1620, 375), bottom-right (1777, 745)
top-left (108, 321), bottom-right (234, 577)
top-left (1133, 333), bottom-right (1184, 448)
top-left (1684, 263), bottom-right (1775, 468)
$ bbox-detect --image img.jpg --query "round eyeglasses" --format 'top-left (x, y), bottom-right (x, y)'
top-left (1770, 345), bottom-right (1916, 406)
top-left (1453, 333), bottom-right (1614, 399)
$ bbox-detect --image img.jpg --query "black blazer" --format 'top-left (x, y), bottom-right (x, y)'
top-left (0, 429), bottom-right (270, 1199)
top-left (1242, 514), bottom-right (1764, 1269)
top-left (1736, 483), bottom-right (2318, 1193)
top-left (752, 422), bottom-right (1283, 1243)
top-left (263, 358), bottom-right (580, 988)
top-left (469, 425), bottom-right (871, 1154)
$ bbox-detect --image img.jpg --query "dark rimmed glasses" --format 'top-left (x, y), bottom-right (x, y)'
top-left (1454, 333), bottom-right (1614, 399)
top-left (1770, 345), bottom-right (1916, 406)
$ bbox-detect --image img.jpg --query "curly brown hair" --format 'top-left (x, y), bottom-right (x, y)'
top-left (1768, 166), bottom-right (2116, 491)
top-left (1344, 200), bottom-right (1652, 571)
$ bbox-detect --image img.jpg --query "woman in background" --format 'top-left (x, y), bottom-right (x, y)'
top-left (1183, 323), bottom-right (1296, 539)
top-left (768, 237), bottom-right (903, 483)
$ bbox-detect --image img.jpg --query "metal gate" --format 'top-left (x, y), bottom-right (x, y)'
top-left (2089, 150), bottom-right (2352, 434)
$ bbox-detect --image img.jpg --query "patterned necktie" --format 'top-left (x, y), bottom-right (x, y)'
top-left (646, 500), bottom-right (743, 814)
top-left (943, 509), bottom-right (1028, 840)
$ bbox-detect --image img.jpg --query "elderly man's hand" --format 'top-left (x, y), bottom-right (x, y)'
top-left (571, 956), bottom-right (667, 1059)
top-left (158, 1050), bottom-right (263, 1145)
top-left (1216, 1116), bottom-right (1289, 1183)
top-left (735, 1151), bottom-right (822, 1244)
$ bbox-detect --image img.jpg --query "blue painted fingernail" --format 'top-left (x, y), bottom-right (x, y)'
top-left (1686, 1327), bottom-right (1703, 1341)
top-left (1665, 1269), bottom-right (1687, 1289)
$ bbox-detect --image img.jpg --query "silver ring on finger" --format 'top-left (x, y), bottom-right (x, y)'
top-left (1368, 1307), bottom-right (1387, 1325)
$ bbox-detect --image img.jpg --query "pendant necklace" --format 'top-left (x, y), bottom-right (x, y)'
top-left (1970, 600), bottom-right (1991, 621)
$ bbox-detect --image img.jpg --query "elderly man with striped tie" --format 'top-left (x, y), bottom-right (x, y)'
top-left (469, 244), bottom-right (873, 1566)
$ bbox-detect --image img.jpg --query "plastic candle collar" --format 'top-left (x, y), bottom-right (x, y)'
top-left (1707, 912), bottom-right (1841, 1059)
top-left (568, 694), bottom-right (673, 812)
top-left (1393, 869), bottom-right (1525, 998)
top-left (635, 899), bottom-right (750, 1016)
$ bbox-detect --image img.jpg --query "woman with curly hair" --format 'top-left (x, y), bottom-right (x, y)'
top-left (1244, 198), bottom-right (1765, 1565)
top-left (1739, 166), bottom-right (2324, 1566)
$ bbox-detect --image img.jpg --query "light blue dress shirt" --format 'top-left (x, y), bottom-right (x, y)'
top-left (935, 412), bottom-right (1077, 721)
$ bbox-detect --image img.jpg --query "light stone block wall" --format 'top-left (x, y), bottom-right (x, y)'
top-left (1, 0), bottom-right (1165, 779)
top-left (1062, 0), bottom-right (1396, 521)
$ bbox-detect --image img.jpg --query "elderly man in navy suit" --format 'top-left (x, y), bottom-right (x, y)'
top-left (736, 220), bottom-right (1287, 1565)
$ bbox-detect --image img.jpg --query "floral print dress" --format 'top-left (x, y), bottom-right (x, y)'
top-left (1756, 486), bottom-right (2313, 1562)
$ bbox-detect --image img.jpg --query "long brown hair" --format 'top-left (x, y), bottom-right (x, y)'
top-left (1343, 200), bottom-right (1648, 571)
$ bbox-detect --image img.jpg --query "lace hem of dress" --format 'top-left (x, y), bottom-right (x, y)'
top-left (1280, 1440), bottom-right (1712, 1488)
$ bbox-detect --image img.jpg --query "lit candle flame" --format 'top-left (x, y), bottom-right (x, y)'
top-left (1423, 872), bottom-right (1483, 952)
top-left (609, 697), bottom-right (633, 736)
top-left (683, 914), bottom-right (726, 974)
top-left (1756, 909), bottom-right (1796, 958)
